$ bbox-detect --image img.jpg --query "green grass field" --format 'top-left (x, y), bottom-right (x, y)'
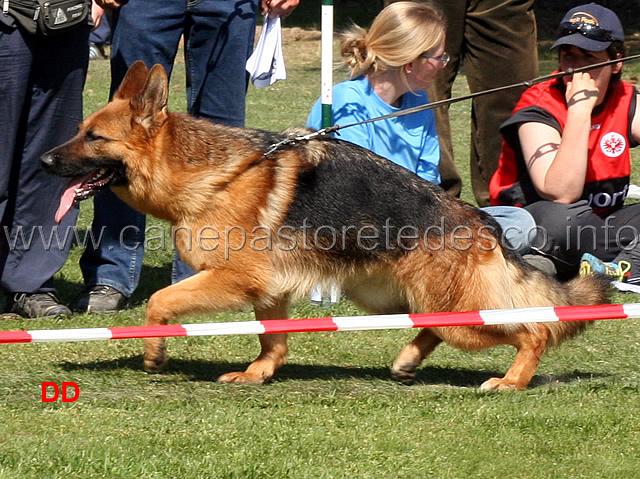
top-left (1, 30), bottom-right (640, 478)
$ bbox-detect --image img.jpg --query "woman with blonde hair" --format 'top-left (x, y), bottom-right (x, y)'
top-left (308, 1), bottom-right (448, 183)
top-left (306, 2), bottom-right (545, 307)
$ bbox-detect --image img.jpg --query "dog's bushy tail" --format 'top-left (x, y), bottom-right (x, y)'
top-left (563, 273), bottom-right (612, 306)
top-left (517, 268), bottom-right (612, 347)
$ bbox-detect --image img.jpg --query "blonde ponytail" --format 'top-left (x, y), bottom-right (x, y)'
top-left (339, 2), bottom-right (446, 79)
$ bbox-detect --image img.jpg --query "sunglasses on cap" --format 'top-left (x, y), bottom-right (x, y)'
top-left (556, 21), bottom-right (614, 43)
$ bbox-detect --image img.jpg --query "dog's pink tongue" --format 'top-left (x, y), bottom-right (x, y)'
top-left (55, 175), bottom-right (87, 224)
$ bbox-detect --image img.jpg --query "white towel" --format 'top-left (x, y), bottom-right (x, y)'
top-left (627, 184), bottom-right (640, 200)
top-left (246, 15), bottom-right (286, 87)
top-left (612, 281), bottom-right (640, 294)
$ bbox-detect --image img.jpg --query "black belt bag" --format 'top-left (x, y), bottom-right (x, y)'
top-left (4, 0), bottom-right (89, 35)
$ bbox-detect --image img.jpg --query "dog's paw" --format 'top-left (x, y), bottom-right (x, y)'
top-left (479, 377), bottom-right (521, 391)
top-left (143, 355), bottom-right (168, 373)
top-left (143, 338), bottom-right (167, 373)
top-left (218, 371), bottom-right (268, 384)
top-left (390, 365), bottom-right (416, 385)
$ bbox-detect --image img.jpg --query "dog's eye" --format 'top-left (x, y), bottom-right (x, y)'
top-left (85, 130), bottom-right (110, 142)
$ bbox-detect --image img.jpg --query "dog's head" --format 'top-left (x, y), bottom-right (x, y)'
top-left (40, 61), bottom-right (171, 223)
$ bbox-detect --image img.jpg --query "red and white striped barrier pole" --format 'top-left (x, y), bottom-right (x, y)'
top-left (1, 303), bottom-right (639, 345)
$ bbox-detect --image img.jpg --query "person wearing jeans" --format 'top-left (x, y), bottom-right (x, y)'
top-left (76, 0), bottom-right (299, 313)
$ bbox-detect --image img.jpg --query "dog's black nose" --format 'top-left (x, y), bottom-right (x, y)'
top-left (40, 153), bottom-right (54, 169)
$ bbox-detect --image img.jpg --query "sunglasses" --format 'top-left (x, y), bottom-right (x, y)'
top-left (556, 21), bottom-right (614, 43)
top-left (420, 51), bottom-right (450, 66)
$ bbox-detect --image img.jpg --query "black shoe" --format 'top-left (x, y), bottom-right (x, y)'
top-left (6, 292), bottom-right (71, 318)
top-left (72, 285), bottom-right (128, 313)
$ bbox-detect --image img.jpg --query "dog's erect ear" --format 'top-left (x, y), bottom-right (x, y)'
top-left (130, 64), bottom-right (169, 132)
top-left (114, 61), bottom-right (149, 100)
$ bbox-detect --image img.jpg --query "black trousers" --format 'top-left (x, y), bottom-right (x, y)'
top-left (525, 200), bottom-right (640, 278)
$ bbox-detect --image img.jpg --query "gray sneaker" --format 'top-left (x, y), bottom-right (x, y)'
top-left (73, 285), bottom-right (128, 313)
top-left (523, 254), bottom-right (557, 276)
top-left (89, 42), bottom-right (106, 60)
top-left (6, 292), bottom-right (71, 318)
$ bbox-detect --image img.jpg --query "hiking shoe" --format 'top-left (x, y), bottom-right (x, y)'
top-left (6, 292), bottom-right (71, 318)
top-left (579, 253), bottom-right (631, 282)
top-left (72, 285), bottom-right (128, 313)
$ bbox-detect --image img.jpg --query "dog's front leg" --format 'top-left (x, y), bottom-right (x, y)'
top-left (143, 269), bottom-right (261, 373)
top-left (218, 299), bottom-right (290, 384)
top-left (391, 329), bottom-right (443, 384)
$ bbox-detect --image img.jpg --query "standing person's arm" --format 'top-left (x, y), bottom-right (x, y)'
top-left (91, 1), bottom-right (105, 29)
top-left (94, 0), bottom-right (125, 8)
top-left (518, 72), bottom-right (599, 203)
top-left (262, 0), bottom-right (300, 19)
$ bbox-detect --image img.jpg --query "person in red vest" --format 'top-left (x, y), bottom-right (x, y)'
top-left (489, 3), bottom-right (640, 285)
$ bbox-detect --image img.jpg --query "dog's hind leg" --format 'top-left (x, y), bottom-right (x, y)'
top-left (218, 298), bottom-right (290, 384)
top-left (391, 329), bottom-right (443, 384)
top-left (479, 326), bottom-right (550, 391)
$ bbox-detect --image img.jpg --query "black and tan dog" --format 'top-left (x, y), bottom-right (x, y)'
top-left (41, 61), bottom-right (609, 390)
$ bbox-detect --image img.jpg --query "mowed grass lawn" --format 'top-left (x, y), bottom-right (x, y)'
top-left (1, 30), bottom-right (640, 478)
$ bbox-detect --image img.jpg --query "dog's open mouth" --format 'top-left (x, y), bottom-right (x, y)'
top-left (56, 169), bottom-right (115, 223)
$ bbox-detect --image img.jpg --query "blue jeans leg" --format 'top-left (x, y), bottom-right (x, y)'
top-left (79, 1), bottom-right (185, 296)
top-left (482, 206), bottom-right (536, 255)
top-left (186, 0), bottom-right (258, 126)
top-left (79, 189), bottom-right (145, 297)
top-left (80, 0), bottom-right (259, 291)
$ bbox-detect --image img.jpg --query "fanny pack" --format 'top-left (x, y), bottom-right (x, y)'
top-left (3, 0), bottom-right (89, 35)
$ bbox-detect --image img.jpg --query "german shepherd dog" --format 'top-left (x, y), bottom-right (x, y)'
top-left (41, 62), bottom-right (609, 390)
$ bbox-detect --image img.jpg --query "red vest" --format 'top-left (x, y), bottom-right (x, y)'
top-left (489, 78), bottom-right (637, 215)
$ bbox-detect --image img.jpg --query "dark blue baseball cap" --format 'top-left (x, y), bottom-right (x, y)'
top-left (552, 3), bottom-right (624, 51)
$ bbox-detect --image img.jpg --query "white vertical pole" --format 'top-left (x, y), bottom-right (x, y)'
top-left (320, 0), bottom-right (334, 129)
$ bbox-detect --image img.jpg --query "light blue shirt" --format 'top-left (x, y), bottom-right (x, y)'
top-left (307, 76), bottom-right (441, 184)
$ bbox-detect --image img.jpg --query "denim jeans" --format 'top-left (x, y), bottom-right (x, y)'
top-left (79, 0), bottom-right (259, 297)
top-left (482, 206), bottom-right (535, 256)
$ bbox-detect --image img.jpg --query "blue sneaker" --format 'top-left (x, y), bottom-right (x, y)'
top-left (579, 253), bottom-right (631, 282)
